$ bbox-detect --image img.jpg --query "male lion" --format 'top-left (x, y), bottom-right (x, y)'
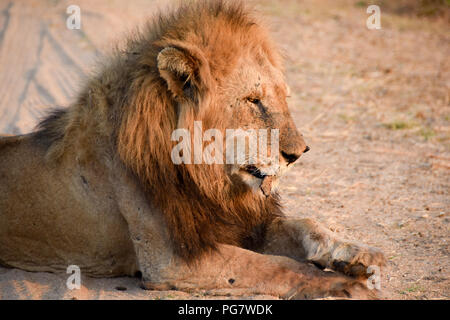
top-left (0, 1), bottom-right (385, 299)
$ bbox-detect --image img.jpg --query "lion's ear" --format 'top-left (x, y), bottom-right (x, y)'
top-left (157, 47), bottom-right (200, 100)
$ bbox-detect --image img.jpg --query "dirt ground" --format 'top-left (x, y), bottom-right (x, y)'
top-left (0, 0), bottom-right (448, 300)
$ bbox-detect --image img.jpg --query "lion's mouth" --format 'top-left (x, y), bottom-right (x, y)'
top-left (242, 165), bottom-right (274, 197)
top-left (245, 165), bottom-right (266, 179)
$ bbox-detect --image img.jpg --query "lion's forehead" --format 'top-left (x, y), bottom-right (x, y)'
top-left (220, 55), bottom-right (287, 100)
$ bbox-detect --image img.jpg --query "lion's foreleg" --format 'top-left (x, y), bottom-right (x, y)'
top-left (142, 244), bottom-right (373, 299)
top-left (261, 217), bottom-right (386, 278)
top-left (121, 207), bottom-right (373, 299)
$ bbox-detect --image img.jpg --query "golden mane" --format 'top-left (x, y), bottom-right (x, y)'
top-left (36, 0), bottom-right (284, 261)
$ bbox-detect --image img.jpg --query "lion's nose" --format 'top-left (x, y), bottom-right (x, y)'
top-left (281, 146), bottom-right (309, 164)
top-left (281, 150), bottom-right (301, 164)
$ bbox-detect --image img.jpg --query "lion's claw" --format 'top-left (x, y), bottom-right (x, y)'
top-left (309, 242), bottom-right (386, 278)
top-left (330, 244), bottom-right (386, 278)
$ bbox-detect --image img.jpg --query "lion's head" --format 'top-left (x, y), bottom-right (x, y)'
top-left (156, 34), bottom-right (309, 197)
top-left (101, 1), bottom-right (308, 260)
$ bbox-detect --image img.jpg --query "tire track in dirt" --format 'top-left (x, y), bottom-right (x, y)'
top-left (5, 19), bottom-right (87, 133)
top-left (0, 2), bottom-right (12, 47)
top-left (13, 24), bottom-right (47, 129)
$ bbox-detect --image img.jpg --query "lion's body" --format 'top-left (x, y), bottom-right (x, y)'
top-left (0, 134), bottom-right (136, 275)
top-left (0, 1), bottom-right (385, 299)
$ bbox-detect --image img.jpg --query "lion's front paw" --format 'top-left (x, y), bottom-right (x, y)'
top-left (329, 243), bottom-right (386, 278)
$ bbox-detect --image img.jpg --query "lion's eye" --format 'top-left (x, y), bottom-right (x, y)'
top-left (246, 97), bottom-right (260, 105)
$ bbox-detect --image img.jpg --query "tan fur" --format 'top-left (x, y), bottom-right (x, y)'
top-left (0, 1), bottom-right (385, 299)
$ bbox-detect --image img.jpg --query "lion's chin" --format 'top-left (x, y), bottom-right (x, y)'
top-left (238, 169), bottom-right (278, 197)
top-left (259, 176), bottom-right (274, 197)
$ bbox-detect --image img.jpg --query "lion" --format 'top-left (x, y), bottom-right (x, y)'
top-left (0, 0), bottom-right (385, 299)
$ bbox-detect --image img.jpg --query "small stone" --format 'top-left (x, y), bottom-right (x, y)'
top-left (397, 222), bottom-right (406, 228)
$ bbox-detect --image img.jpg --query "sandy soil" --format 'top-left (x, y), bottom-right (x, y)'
top-left (0, 0), bottom-right (448, 300)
